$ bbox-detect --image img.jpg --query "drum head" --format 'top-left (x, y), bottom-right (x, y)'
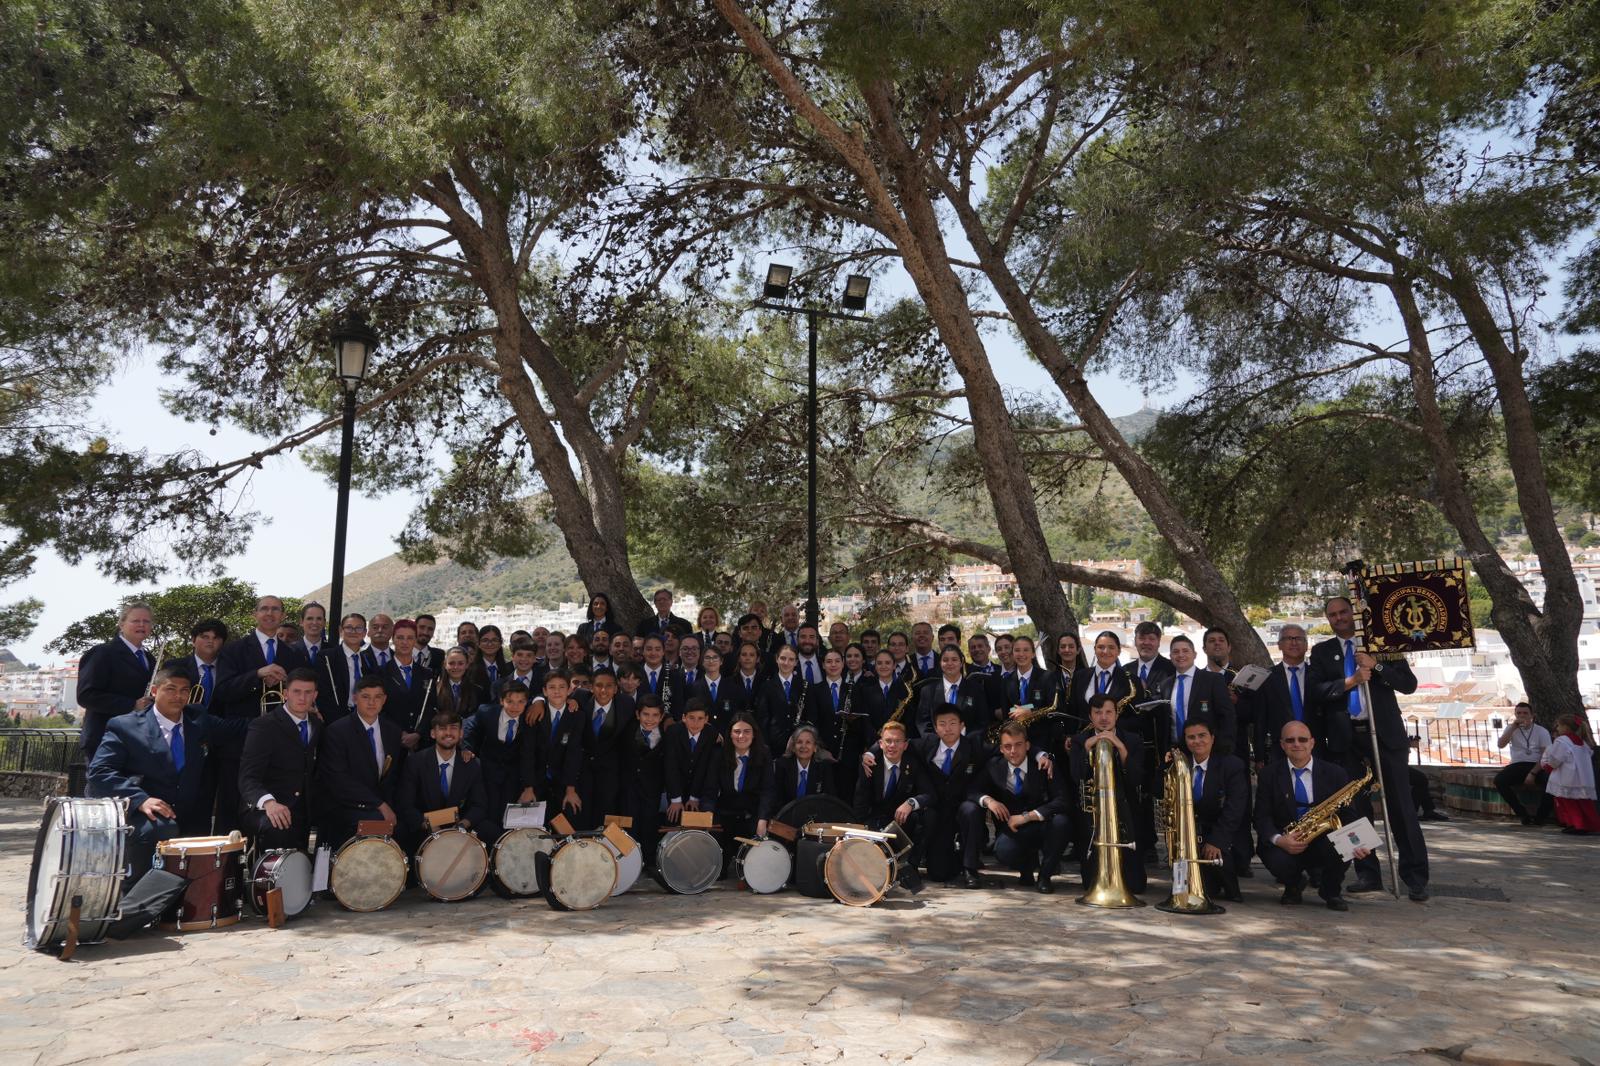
top-left (657, 829), bottom-right (723, 895)
top-left (601, 833), bottom-right (643, 896)
top-left (256, 850), bottom-right (314, 917)
top-left (27, 798), bottom-right (126, 949)
top-left (740, 840), bottom-right (792, 894)
top-left (332, 837), bottom-right (408, 912)
top-left (492, 828), bottom-right (554, 897)
top-left (772, 794), bottom-right (853, 836)
top-left (825, 836), bottom-right (892, 906)
top-left (548, 839), bottom-right (616, 911)
top-left (417, 830), bottom-right (489, 902)
top-left (158, 835), bottom-right (246, 857)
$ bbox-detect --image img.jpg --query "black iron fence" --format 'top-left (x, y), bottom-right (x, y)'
top-left (0, 728), bottom-right (82, 775)
top-left (1406, 717), bottom-right (1507, 767)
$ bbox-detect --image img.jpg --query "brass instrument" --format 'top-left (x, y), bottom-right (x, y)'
top-left (1116, 662), bottom-right (1141, 715)
top-left (987, 683), bottom-right (1066, 743)
top-left (1284, 766), bottom-right (1374, 843)
top-left (1155, 748), bottom-right (1224, 915)
top-left (887, 679), bottom-right (917, 726)
top-left (1076, 735), bottom-right (1144, 908)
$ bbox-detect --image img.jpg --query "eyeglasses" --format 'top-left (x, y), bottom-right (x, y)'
top-left (1282, 737), bottom-right (1313, 744)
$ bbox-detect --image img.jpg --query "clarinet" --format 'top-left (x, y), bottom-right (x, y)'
top-left (661, 667), bottom-right (674, 719)
top-left (834, 676), bottom-right (856, 754)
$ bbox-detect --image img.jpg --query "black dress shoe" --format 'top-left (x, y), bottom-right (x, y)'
top-left (1018, 871), bottom-right (1036, 888)
top-left (1279, 880), bottom-right (1305, 905)
top-left (1420, 810), bottom-right (1451, 822)
top-left (1325, 896), bottom-right (1349, 912)
top-left (1520, 816), bottom-right (1534, 826)
top-left (959, 870), bottom-right (982, 889)
top-left (1036, 875), bottom-right (1055, 894)
top-left (899, 869), bottom-right (924, 894)
top-left (1408, 887), bottom-right (1430, 902)
top-left (1237, 867), bottom-right (1254, 879)
top-left (1347, 879), bottom-right (1384, 894)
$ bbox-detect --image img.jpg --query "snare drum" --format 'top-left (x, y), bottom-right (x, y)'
top-left (330, 835), bottom-right (408, 912)
top-left (25, 797), bottom-right (127, 951)
top-left (491, 827), bottom-right (555, 897)
top-left (416, 827), bottom-right (489, 902)
top-left (153, 835), bottom-right (246, 930)
top-left (654, 829), bottom-right (723, 895)
top-left (250, 849), bottom-right (314, 918)
top-left (540, 837), bottom-right (617, 911)
top-left (601, 831), bottom-right (643, 896)
top-left (824, 835), bottom-right (897, 907)
top-left (736, 839), bottom-right (792, 894)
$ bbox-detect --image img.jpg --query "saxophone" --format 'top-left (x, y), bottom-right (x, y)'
top-left (1076, 736), bottom-right (1144, 909)
top-left (1116, 662), bottom-right (1140, 715)
top-left (1155, 747), bottom-right (1225, 915)
top-left (1284, 767), bottom-right (1375, 842)
top-left (887, 675), bottom-right (931, 726)
top-left (987, 684), bottom-right (1065, 743)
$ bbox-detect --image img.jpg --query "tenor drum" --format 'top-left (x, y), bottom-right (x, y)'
top-left (824, 835), bottom-right (896, 907)
top-left (795, 825), bottom-right (848, 899)
top-left (491, 827), bottom-right (555, 897)
top-left (250, 849), bottom-right (314, 918)
top-left (330, 836), bottom-right (408, 912)
top-left (25, 797), bottom-right (127, 950)
top-left (416, 828), bottom-right (489, 902)
top-left (601, 832), bottom-right (643, 896)
top-left (654, 829), bottom-right (723, 895)
top-left (153, 835), bottom-right (246, 931)
top-left (540, 838), bottom-right (617, 911)
top-left (736, 839), bottom-right (792, 894)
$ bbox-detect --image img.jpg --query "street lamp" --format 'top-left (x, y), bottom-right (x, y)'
top-left (327, 311), bottom-right (377, 629)
top-left (756, 265), bottom-right (872, 628)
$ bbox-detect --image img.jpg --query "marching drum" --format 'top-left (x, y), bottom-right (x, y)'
top-left (823, 835), bottom-right (897, 907)
top-left (330, 835), bottom-right (408, 912)
top-left (796, 824), bottom-right (849, 899)
top-left (416, 827), bottom-right (489, 902)
top-left (153, 835), bottom-right (246, 931)
top-left (25, 797), bottom-right (127, 951)
top-left (736, 839), bottom-right (792, 894)
top-left (654, 829), bottom-right (723, 895)
top-left (601, 830), bottom-right (643, 896)
top-left (540, 837), bottom-right (617, 911)
top-left (249, 849), bottom-right (314, 919)
top-left (491, 827), bottom-right (555, 897)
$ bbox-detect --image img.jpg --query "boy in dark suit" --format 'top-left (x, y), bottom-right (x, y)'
top-left (1069, 694), bottom-right (1147, 893)
top-left (463, 679), bottom-right (533, 844)
top-left (575, 669), bottom-right (635, 828)
top-left (316, 675), bottom-right (402, 850)
top-left (238, 668), bottom-right (321, 850)
top-left (664, 697), bottom-right (719, 823)
top-left (853, 721), bottom-right (931, 892)
top-left (215, 596), bottom-right (309, 833)
top-left (397, 711), bottom-right (490, 853)
top-left (516, 669), bottom-right (585, 828)
top-left (622, 695), bottom-right (668, 864)
top-left (1182, 715), bottom-right (1248, 902)
top-left (965, 720), bottom-right (1071, 893)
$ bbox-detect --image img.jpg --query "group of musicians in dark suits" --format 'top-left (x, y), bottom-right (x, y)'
top-left (79, 593), bottom-right (1426, 907)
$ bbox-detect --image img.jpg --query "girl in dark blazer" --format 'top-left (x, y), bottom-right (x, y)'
top-left (856, 650), bottom-right (913, 735)
top-left (469, 626), bottom-right (510, 695)
top-left (710, 713), bottom-right (774, 874)
top-left (434, 647), bottom-right (485, 718)
top-left (757, 644), bottom-right (808, 757)
top-left (575, 593), bottom-right (622, 644)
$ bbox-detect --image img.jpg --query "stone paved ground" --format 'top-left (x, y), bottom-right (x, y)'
top-left (2, 797), bottom-right (1597, 1065)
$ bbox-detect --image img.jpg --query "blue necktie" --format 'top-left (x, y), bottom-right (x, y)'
top-left (593, 708), bottom-right (605, 736)
top-left (745, 676), bottom-right (753, 696)
top-left (1012, 767), bottom-right (1023, 796)
top-left (265, 638), bottom-right (276, 665)
top-left (486, 663), bottom-right (498, 687)
top-left (783, 678), bottom-right (791, 701)
top-left (1193, 765), bottom-right (1204, 802)
top-left (1098, 670), bottom-right (1109, 694)
top-left (1344, 640), bottom-right (1364, 718)
top-left (352, 653), bottom-right (361, 680)
top-left (710, 680), bottom-right (718, 702)
top-left (439, 760), bottom-right (450, 796)
top-left (402, 664), bottom-right (412, 688)
top-left (1018, 675), bottom-right (1028, 705)
top-left (885, 764), bottom-right (898, 797)
top-left (298, 718), bottom-right (309, 747)
top-left (200, 663), bottom-right (214, 707)
top-left (805, 661), bottom-right (815, 683)
top-left (307, 643), bottom-right (318, 664)
top-left (690, 733), bottom-right (698, 754)
top-left (170, 723), bottom-right (185, 772)
top-left (505, 718), bottom-right (516, 743)
top-left (737, 754), bottom-right (748, 793)
top-left (650, 671), bottom-right (658, 693)
top-left (1140, 662), bottom-right (1149, 683)
top-left (367, 725), bottom-right (378, 769)
top-left (550, 710), bottom-right (561, 739)
top-left (451, 682), bottom-right (461, 702)
top-left (1293, 766), bottom-right (1311, 813)
top-left (1174, 674), bottom-right (1188, 738)
top-left (947, 684), bottom-right (957, 704)
top-left (137, 648), bottom-right (149, 671)
top-left (831, 682), bottom-right (839, 711)
top-left (798, 766), bottom-right (808, 794)
top-left (942, 747), bottom-right (953, 774)
top-left (1288, 666), bottom-right (1304, 721)
top-left (685, 670), bottom-right (695, 687)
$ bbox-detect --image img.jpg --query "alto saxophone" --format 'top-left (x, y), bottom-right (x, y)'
top-left (1285, 767), bottom-right (1375, 842)
top-left (988, 684), bottom-right (1064, 743)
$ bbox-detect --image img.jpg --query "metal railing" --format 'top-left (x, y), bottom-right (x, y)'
top-left (0, 728), bottom-right (83, 775)
top-left (1406, 717), bottom-right (1508, 768)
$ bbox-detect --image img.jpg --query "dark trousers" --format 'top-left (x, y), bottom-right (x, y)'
top-left (1259, 835), bottom-right (1347, 901)
top-left (1231, 788), bottom-right (1255, 871)
top-left (578, 762), bottom-right (621, 831)
top-left (319, 806), bottom-right (384, 853)
top-left (717, 810), bottom-right (760, 877)
top-left (1494, 762), bottom-right (1554, 823)
top-left (957, 804), bottom-right (1069, 876)
top-left (241, 804), bottom-right (311, 851)
top-left (920, 801), bottom-right (963, 881)
top-left (211, 749), bottom-right (243, 835)
top-left (1342, 731), bottom-right (1429, 892)
top-left (1199, 846), bottom-right (1239, 900)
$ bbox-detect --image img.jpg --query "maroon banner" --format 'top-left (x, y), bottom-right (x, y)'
top-left (1347, 558), bottom-right (1475, 656)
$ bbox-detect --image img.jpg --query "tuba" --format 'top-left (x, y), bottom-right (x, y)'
top-left (1076, 736), bottom-right (1144, 909)
top-left (1155, 748), bottom-right (1225, 915)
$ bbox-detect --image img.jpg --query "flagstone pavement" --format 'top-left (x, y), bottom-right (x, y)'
top-left (1, 797), bottom-right (1596, 1065)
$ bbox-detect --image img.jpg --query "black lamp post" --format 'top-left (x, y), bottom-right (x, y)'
top-left (327, 312), bottom-right (376, 629)
top-left (757, 265), bottom-right (873, 628)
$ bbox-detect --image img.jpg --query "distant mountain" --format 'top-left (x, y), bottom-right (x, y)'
top-left (1111, 405), bottom-right (1161, 441)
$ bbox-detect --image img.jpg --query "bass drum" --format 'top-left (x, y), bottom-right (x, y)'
top-left (736, 839), bottom-right (792, 894)
top-left (330, 836), bottom-right (408, 912)
top-left (653, 829), bottom-right (723, 895)
top-left (795, 832), bottom-right (842, 899)
top-left (25, 797), bottom-right (127, 951)
top-left (416, 828), bottom-right (488, 902)
top-left (491, 827), bottom-right (555, 898)
top-left (824, 835), bottom-right (896, 907)
top-left (538, 838), bottom-right (617, 911)
top-left (250, 849), bottom-right (314, 918)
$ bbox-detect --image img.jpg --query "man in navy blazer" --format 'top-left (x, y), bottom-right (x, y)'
top-left (88, 666), bottom-right (245, 876)
top-left (214, 595), bottom-right (308, 832)
top-left (238, 668), bottom-right (322, 850)
top-left (1183, 716), bottom-right (1248, 902)
top-left (397, 711), bottom-right (490, 852)
top-left (316, 675), bottom-right (402, 850)
top-left (75, 601), bottom-right (158, 761)
top-left (1255, 721), bottom-right (1369, 910)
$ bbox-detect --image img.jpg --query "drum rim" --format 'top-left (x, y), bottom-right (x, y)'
top-left (416, 829), bottom-right (489, 902)
top-left (252, 849), bottom-right (314, 916)
top-left (600, 832), bottom-right (643, 896)
top-left (824, 836), bottom-right (893, 906)
top-left (548, 838), bottom-right (617, 909)
top-left (331, 836), bottom-right (408, 912)
top-left (739, 840), bottom-right (792, 894)
top-left (27, 797), bottom-right (125, 948)
top-left (490, 827), bottom-right (554, 897)
top-left (657, 828), bottom-right (722, 895)
top-left (158, 834), bottom-right (247, 855)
